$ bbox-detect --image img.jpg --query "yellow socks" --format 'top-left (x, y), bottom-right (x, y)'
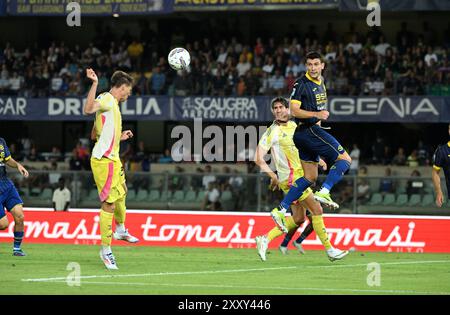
top-left (114, 197), bottom-right (126, 226)
top-left (311, 215), bottom-right (332, 250)
top-left (267, 216), bottom-right (298, 241)
top-left (100, 210), bottom-right (114, 246)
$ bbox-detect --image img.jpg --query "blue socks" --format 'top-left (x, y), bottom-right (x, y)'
top-left (322, 160), bottom-right (351, 191)
top-left (295, 223), bottom-right (314, 244)
top-left (13, 231), bottom-right (24, 251)
top-left (280, 229), bottom-right (296, 247)
top-left (280, 177), bottom-right (313, 210)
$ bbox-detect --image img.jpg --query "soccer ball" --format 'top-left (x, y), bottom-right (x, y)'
top-left (168, 47), bottom-right (191, 71)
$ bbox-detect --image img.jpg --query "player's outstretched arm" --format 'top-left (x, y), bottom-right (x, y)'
top-left (254, 145), bottom-right (279, 190)
top-left (84, 68), bottom-right (101, 115)
top-left (432, 167), bottom-right (444, 207)
top-left (6, 157), bottom-right (29, 178)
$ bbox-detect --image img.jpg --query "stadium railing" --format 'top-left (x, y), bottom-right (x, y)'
top-left (11, 171), bottom-right (449, 215)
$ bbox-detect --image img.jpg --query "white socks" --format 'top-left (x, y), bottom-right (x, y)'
top-left (319, 187), bottom-right (330, 195)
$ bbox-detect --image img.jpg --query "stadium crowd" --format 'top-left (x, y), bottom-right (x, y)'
top-left (0, 22), bottom-right (449, 97)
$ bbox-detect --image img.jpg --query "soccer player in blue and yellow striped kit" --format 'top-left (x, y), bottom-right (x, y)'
top-left (0, 137), bottom-right (29, 256)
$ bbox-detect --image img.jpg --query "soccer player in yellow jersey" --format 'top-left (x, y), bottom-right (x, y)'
top-left (85, 68), bottom-right (138, 270)
top-left (254, 97), bottom-right (348, 262)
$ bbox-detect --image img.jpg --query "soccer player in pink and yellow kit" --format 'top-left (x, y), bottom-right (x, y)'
top-left (84, 69), bottom-right (139, 270)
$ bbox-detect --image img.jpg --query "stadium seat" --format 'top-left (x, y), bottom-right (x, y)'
top-left (368, 193), bottom-right (383, 206)
top-left (147, 190), bottom-right (160, 202)
top-left (395, 194), bottom-right (408, 206)
top-left (184, 190), bottom-right (197, 202)
top-left (88, 189), bottom-right (98, 201)
top-left (196, 191), bottom-right (206, 202)
top-left (41, 188), bottom-right (53, 200)
top-left (220, 190), bottom-right (233, 202)
top-left (382, 193), bottom-right (396, 206)
top-left (172, 190), bottom-right (185, 202)
top-left (160, 190), bottom-right (172, 202)
top-left (127, 189), bottom-right (136, 200)
top-left (30, 188), bottom-right (41, 197)
top-left (136, 189), bottom-right (148, 202)
top-left (421, 194), bottom-right (434, 207)
top-left (408, 194), bottom-right (422, 206)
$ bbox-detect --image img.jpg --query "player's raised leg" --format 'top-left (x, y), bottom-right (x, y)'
top-left (271, 161), bottom-right (318, 232)
top-left (113, 195), bottom-right (139, 243)
top-left (255, 215), bottom-right (301, 261)
top-left (301, 194), bottom-right (348, 261)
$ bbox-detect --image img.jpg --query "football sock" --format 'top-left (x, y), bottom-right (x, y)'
top-left (267, 216), bottom-right (297, 242)
top-left (322, 160), bottom-right (351, 191)
top-left (280, 177), bottom-right (313, 210)
top-left (280, 228), bottom-right (297, 248)
top-left (13, 231), bottom-right (24, 251)
top-left (114, 197), bottom-right (126, 227)
top-left (311, 215), bottom-right (332, 250)
top-left (295, 223), bottom-right (314, 244)
top-left (100, 210), bottom-right (114, 247)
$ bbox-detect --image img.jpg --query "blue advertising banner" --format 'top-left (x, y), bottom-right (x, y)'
top-left (173, 96), bottom-right (272, 122)
top-left (174, 0), bottom-right (338, 11)
top-left (0, 96), bottom-right (170, 121)
top-left (339, 0), bottom-right (450, 11)
top-left (1, 95), bottom-right (449, 122)
top-left (8, 0), bottom-right (173, 16)
top-left (0, 1), bottom-right (6, 16)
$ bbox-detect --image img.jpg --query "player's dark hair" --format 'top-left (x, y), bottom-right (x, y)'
top-left (270, 97), bottom-right (289, 109)
top-left (305, 51), bottom-right (324, 63)
top-left (111, 71), bottom-right (133, 88)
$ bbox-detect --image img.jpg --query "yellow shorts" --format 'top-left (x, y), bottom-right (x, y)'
top-left (279, 181), bottom-right (313, 203)
top-left (91, 158), bottom-right (126, 204)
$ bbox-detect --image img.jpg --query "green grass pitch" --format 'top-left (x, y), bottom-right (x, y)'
top-left (1, 243), bottom-right (450, 295)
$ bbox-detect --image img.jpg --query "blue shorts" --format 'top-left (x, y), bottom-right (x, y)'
top-left (0, 183), bottom-right (23, 218)
top-left (293, 125), bottom-right (345, 163)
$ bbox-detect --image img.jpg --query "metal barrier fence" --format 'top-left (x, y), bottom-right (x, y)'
top-left (9, 171), bottom-right (448, 215)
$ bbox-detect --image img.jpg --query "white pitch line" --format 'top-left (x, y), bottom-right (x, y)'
top-left (21, 260), bottom-right (450, 283)
top-left (21, 266), bottom-right (297, 282)
top-left (33, 280), bottom-right (450, 295)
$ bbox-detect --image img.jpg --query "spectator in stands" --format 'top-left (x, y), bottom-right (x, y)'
top-left (407, 150), bottom-right (419, 167)
top-left (48, 161), bottom-right (61, 189)
top-left (371, 135), bottom-right (385, 164)
top-left (349, 143), bottom-right (360, 175)
top-left (69, 149), bottom-right (83, 171)
top-left (149, 66), bottom-right (166, 95)
top-left (25, 146), bottom-right (40, 162)
top-left (158, 148), bottom-right (173, 164)
top-left (48, 146), bottom-right (63, 162)
top-left (417, 141), bottom-right (430, 166)
top-left (169, 166), bottom-right (185, 192)
top-left (392, 147), bottom-right (407, 165)
top-left (379, 167), bottom-right (395, 195)
top-left (202, 165), bottom-right (216, 189)
top-left (52, 178), bottom-right (71, 211)
top-left (268, 69), bottom-right (286, 95)
top-left (357, 178), bottom-right (371, 204)
top-left (406, 170), bottom-right (425, 197)
top-left (127, 39), bottom-right (144, 70)
top-left (201, 182), bottom-right (221, 211)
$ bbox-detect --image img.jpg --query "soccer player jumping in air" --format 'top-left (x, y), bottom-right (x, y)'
top-left (271, 52), bottom-right (352, 233)
top-left (85, 69), bottom-right (139, 270)
top-left (0, 137), bottom-right (29, 256)
top-left (254, 97), bottom-right (348, 262)
top-left (432, 123), bottom-right (450, 207)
